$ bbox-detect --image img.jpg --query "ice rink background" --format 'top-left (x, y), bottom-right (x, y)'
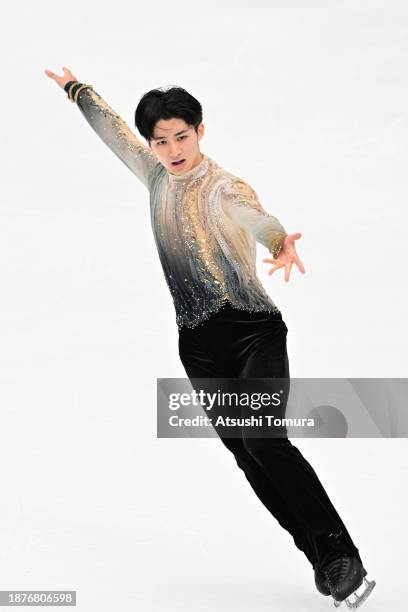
top-left (0, 0), bottom-right (407, 610)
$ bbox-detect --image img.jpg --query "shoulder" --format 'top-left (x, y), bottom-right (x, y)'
top-left (209, 159), bottom-right (259, 199)
top-left (223, 174), bottom-right (259, 202)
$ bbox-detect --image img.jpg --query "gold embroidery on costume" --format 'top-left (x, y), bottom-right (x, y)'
top-left (183, 181), bottom-right (227, 292)
top-left (267, 233), bottom-right (287, 258)
top-left (229, 179), bottom-right (266, 215)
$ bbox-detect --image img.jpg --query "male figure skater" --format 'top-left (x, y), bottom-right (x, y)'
top-left (45, 66), bottom-right (375, 608)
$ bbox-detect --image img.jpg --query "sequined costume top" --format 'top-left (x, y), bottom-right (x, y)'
top-left (64, 82), bottom-right (288, 329)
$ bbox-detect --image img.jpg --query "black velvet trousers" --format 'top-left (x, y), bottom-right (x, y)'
top-left (178, 302), bottom-right (361, 569)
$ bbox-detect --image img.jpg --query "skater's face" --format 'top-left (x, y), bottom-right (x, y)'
top-left (149, 118), bottom-right (205, 175)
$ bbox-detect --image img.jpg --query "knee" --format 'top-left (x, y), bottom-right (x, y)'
top-left (220, 439), bottom-right (261, 474)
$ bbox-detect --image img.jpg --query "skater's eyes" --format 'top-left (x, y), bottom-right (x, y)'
top-left (156, 135), bottom-right (187, 146)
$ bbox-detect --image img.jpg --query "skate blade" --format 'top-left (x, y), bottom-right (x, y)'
top-left (333, 577), bottom-right (376, 609)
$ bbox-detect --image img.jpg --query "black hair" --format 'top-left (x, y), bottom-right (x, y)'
top-left (134, 86), bottom-right (203, 143)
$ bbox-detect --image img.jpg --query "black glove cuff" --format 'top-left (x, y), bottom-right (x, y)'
top-left (64, 81), bottom-right (93, 103)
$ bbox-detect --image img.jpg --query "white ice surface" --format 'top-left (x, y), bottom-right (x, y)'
top-left (0, 0), bottom-right (407, 610)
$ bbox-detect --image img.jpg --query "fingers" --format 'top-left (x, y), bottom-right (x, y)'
top-left (285, 232), bottom-right (302, 244)
top-left (285, 261), bottom-right (293, 282)
top-left (268, 262), bottom-right (284, 276)
top-left (44, 68), bottom-right (63, 87)
top-left (63, 66), bottom-right (77, 80)
top-left (264, 252), bottom-right (305, 279)
top-left (267, 261), bottom-right (304, 279)
top-left (44, 66), bottom-right (79, 90)
top-left (295, 256), bottom-right (306, 274)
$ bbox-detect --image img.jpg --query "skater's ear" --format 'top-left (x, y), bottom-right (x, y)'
top-left (197, 122), bottom-right (205, 141)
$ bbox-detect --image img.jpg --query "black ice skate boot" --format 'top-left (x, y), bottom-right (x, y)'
top-left (314, 564), bottom-right (331, 596)
top-left (322, 556), bottom-right (376, 609)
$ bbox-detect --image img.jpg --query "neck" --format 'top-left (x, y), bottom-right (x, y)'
top-left (191, 151), bottom-right (204, 169)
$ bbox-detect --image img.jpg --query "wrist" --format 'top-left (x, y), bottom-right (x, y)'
top-left (63, 80), bottom-right (77, 93)
top-left (268, 233), bottom-right (287, 258)
top-left (64, 81), bottom-right (93, 103)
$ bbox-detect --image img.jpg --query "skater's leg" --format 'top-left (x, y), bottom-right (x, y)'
top-left (237, 313), bottom-right (361, 568)
top-left (178, 306), bottom-right (374, 606)
top-left (178, 317), bottom-right (318, 567)
top-left (224, 437), bottom-right (318, 566)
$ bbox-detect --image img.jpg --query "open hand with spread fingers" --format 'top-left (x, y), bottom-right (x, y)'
top-left (263, 233), bottom-right (306, 282)
top-left (44, 66), bottom-right (78, 89)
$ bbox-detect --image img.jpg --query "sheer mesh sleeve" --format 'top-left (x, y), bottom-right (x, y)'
top-left (65, 82), bottom-right (161, 189)
top-left (223, 179), bottom-right (288, 258)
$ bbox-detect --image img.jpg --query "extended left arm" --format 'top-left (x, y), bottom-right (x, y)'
top-left (223, 179), bottom-right (305, 281)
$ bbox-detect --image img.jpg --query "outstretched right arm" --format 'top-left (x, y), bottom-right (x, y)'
top-left (45, 67), bottom-right (161, 189)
